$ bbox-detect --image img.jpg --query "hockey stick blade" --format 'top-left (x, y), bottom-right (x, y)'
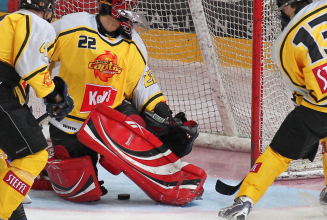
top-left (215, 179), bottom-right (244, 196)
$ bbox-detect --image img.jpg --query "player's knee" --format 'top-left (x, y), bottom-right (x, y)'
top-left (261, 146), bottom-right (292, 170)
top-left (11, 149), bottom-right (48, 178)
top-left (34, 149), bottom-right (49, 168)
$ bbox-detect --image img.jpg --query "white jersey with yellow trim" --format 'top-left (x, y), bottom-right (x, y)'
top-left (49, 12), bottom-right (166, 134)
top-left (0, 9), bottom-right (56, 99)
top-left (272, 0), bottom-right (327, 113)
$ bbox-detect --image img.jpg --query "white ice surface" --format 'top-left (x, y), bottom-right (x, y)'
top-left (24, 166), bottom-right (327, 220)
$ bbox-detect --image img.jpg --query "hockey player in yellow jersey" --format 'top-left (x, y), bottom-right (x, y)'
top-left (0, 0), bottom-right (74, 219)
top-left (218, 0), bottom-right (327, 219)
top-left (43, 0), bottom-right (203, 204)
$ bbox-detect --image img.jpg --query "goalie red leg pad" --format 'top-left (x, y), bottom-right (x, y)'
top-left (53, 145), bottom-right (71, 160)
top-left (32, 145), bottom-right (70, 191)
top-left (99, 156), bottom-right (122, 175)
top-left (77, 103), bottom-right (207, 206)
top-left (128, 114), bottom-right (146, 128)
top-left (31, 170), bottom-right (53, 191)
top-left (45, 155), bottom-right (102, 202)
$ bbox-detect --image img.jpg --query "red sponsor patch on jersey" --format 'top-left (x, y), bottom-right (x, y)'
top-left (313, 63), bottom-right (327, 94)
top-left (81, 83), bottom-right (118, 113)
top-left (250, 162), bottom-right (262, 173)
top-left (322, 141), bottom-right (327, 154)
top-left (88, 51), bottom-right (123, 82)
top-left (3, 170), bottom-right (30, 196)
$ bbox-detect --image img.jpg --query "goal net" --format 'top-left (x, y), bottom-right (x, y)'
top-left (28, 0), bottom-right (324, 179)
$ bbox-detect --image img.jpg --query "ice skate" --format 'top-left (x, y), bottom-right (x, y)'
top-left (218, 196), bottom-right (253, 220)
top-left (320, 187), bottom-right (327, 216)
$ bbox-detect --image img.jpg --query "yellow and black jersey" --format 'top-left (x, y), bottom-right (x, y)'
top-left (49, 12), bottom-right (166, 133)
top-left (0, 9), bottom-right (56, 101)
top-left (272, 0), bottom-right (327, 113)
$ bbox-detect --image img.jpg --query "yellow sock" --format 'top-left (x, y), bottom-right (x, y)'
top-left (236, 146), bottom-right (292, 204)
top-left (0, 149), bottom-right (48, 219)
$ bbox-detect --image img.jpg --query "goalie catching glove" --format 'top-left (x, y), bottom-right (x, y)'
top-left (44, 76), bottom-right (74, 121)
top-left (143, 102), bottom-right (199, 158)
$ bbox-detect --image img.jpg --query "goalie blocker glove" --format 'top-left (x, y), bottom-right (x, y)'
top-left (44, 76), bottom-right (74, 121)
top-left (143, 102), bottom-right (199, 158)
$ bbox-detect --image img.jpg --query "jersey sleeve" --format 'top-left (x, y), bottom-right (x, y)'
top-left (126, 32), bottom-right (166, 114)
top-left (132, 65), bottom-right (167, 115)
top-left (14, 14), bottom-right (55, 98)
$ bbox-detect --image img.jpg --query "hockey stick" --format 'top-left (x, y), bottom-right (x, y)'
top-left (36, 112), bottom-right (49, 124)
top-left (215, 178), bottom-right (244, 196)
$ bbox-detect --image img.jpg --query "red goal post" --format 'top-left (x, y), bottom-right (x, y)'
top-left (252, 0), bottom-right (264, 166)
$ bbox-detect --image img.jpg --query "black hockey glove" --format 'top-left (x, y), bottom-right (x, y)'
top-left (143, 102), bottom-right (199, 158)
top-left (44, 76), bottom-right (74, 122)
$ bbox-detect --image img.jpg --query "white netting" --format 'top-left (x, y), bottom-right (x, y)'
top-left (26, 0), bottom-right (324, 178)
top-left (28, 87), bottom-right (47, 123)
top-left (201, 0), bottom-right (323, 177)
top-left (140, 0), bottom-right (323, 178)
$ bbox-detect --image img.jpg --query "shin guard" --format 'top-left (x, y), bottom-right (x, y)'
top-left (236, 147), bottom-right (292, 204)
top-left (77, 103), bottom-right (207, 206)
top-left (45, 154), bottom-right (102, 202)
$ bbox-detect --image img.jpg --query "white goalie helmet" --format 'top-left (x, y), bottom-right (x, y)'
top-left (117, 8), bottom-right (150, 33)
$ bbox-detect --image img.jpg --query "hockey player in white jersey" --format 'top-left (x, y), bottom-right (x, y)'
top-left (218, 0), bottom-right (327, 219)
top-left (38, 0), bottom-right (206, 206)
top-left (0, 0), bottom-right (74, 219)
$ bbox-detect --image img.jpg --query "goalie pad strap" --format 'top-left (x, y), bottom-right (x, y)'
top-left (45, 155), bottom-right (102, 202)
top-left (77, 103), bottom-right (207, 206)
